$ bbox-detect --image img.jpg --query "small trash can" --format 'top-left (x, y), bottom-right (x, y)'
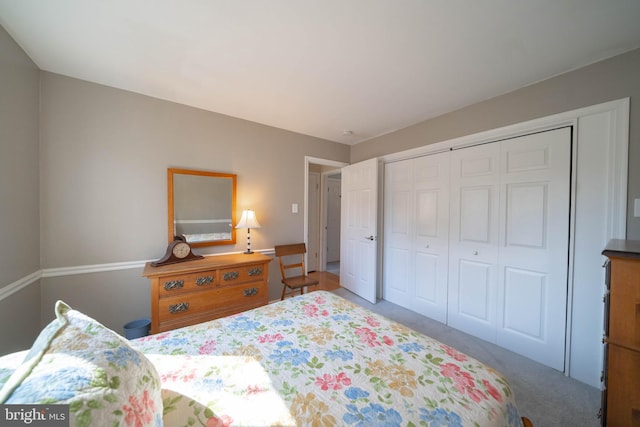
top-left (123, 318), bottom-right (151, 339)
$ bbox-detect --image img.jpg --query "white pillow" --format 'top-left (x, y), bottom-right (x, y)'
top-left (0, 301), bottom-right (162, 427)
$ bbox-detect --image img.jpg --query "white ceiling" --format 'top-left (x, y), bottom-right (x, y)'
top-left (1, 1), bottom-right (640, 145)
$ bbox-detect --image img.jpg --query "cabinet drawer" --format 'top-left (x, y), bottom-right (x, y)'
top-left (606, 345), bottom-right (640, 426)
top-left (158, 289), bottom-right (220, 322)
top-left (215, 281), bottom-right (267, 313)
top-left (157, 271), bottom-right (216, 297)
top-left (608, 260), bottom-right (640, 349)
top-left (218, 264), bottom-right (266, 286)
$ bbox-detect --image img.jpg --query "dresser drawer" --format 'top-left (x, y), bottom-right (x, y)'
top-left (214, 281), bottom-right (267, 313)
top-left (608, 259), bottom-right (640, 349)
top-left (157, 282), bottom-right (267, 331)
top-left (158, 289), bottom-right (220, 321)
top-left (157, 270), bottom-right (216, 297)
top-left (606, 344), bottom-right (640, 426)
top-left (218, 263), bottom-right (266, 287)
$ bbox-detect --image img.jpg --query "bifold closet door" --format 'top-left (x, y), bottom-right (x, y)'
top-left (383, 160), bottom-right (412, 308)
top-left (383, 152), bottom-right (450, 322)
top-left (447, 142), bottom-right (501, 342)
top-left (496, 128), bottom-right (571, 371)
top-left (448, 127), bottom-right (571, 370)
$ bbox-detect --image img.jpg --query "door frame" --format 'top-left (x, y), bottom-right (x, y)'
top-left (304, 157), bottom-right (348, 271)
top-left (380, 98), bottom-right (629, 387)
top-left (323, 172), bottom-right (342, 269)
top-left (307, 171), bottom-right (321, 272)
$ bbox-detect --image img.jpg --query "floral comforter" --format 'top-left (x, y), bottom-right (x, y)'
top-left (133, 291), bottom-right (524, 427)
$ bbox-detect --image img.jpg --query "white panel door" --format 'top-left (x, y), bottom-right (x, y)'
top-left (448, 143), bottom-right (501, 342)
top-left (341, 158), bottom-right (378, 304)
top-left (497, 127), bottom-right (571, 370)
top-left (383, 161), bottom-right (412, 307)
top-left (411, 153), bottom-right (450, 322)
top-left (383, 153), bottom-right (450, 322)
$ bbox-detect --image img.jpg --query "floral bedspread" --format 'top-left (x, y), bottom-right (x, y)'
top-left (132, 291), bottom-right (524, 427)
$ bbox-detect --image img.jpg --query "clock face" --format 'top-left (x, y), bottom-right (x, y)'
top-left (172, 242), bottom-right (191, 258)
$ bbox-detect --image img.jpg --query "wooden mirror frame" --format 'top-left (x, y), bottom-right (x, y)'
top-left (167, 168), bottom-right (237, 248)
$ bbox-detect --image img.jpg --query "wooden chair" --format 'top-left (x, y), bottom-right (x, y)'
top-left (274, 243), bottom-right (319, 300)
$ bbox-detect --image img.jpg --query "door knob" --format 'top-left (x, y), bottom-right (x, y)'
top-left (365, 235), bottom-right (376, 241)
top-left (473, 251), bottom-right (479, 255)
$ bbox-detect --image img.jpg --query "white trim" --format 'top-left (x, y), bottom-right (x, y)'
top-left (304, 156), bottom-right (349, 271)
top-left (304, 156), bottom-right (349, 169)
top-left (0, 270), bottom-right (41, 300)
top-left (381, 98), bottom-right (628, 164)
top-left (565, 121), bottom-right (579, 378)
top-left (40, 249), bottom-right (276, 278)
top-left (42, 261), bottom-right (148, 277)
top-left (0, 248), bottom-right (277, 302)
top-left (606, 101), bottom-right (630, 238)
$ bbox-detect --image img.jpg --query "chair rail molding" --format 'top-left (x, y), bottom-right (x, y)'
top-left (0, 270), bottom-right (41, 301)
top-left (0, 249), bottom-right (276, 302)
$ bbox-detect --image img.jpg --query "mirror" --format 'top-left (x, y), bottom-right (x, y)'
top-left (167, 168), bottom-right (237, 248)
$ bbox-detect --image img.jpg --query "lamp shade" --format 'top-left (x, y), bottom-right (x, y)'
top-left (235, 210), bottom-right (261, 229)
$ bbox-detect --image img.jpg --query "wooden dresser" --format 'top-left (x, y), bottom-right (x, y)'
top-left (142, 252), bottom-right (271, 333)
top-left (602, 239), bottom-right (640, 426)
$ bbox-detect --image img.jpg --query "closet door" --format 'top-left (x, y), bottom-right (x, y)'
top-left (383, 153), bottom-right (450, 322)
top-left (496, 127), bottom-right (571, 371)
top-left (411, 154), bottom-right (450, 322)
top-left (383, 160), bottom-right (413, 308)
top-left (447, 143), bottom-right (501, 342)
top-left (448, 127), bottom-right (571, 369)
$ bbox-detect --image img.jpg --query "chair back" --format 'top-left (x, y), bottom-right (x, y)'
top-left (274, 243), bottom-right (308, 279)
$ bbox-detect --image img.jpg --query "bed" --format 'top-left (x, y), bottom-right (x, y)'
top-left (0, 291), bottom-right (530, 426)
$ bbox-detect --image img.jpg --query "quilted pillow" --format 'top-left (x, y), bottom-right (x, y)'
top-left (0, 351), bottom-right (27, 390)
top-left (0, 301), bottom-right (162, 427)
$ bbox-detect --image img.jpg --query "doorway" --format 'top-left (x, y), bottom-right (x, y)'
top-left (325, 173), bottom-right (341, 275)
top-left (304, 157), bottom-right (348, 274)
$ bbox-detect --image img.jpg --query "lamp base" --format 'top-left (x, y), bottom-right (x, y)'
top-left (243, 250), bottom-right (254, 254)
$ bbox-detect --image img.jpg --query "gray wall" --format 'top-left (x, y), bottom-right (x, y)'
top-left (0, 25), bottom-right (41, 354)
top-left (36, 72), bottom-right (349, 331)
top-left (0, 24), bottom-right (350, 350)
top-left (353, 47), bottom-right (640, 239)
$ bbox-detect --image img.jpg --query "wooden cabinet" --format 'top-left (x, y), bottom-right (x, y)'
top-left (142, 253), bottom-right (271, 333)
top-left (602, 239), bottom-right (640, 426)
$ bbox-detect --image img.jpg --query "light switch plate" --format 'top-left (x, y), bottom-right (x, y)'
top-left (635, 198), bottom-right (640, 217)
top-left (292, 203), bottom-right (298, 213)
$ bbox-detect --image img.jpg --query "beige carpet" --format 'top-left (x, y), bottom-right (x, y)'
top-left (332, 287), bottom-right (601, 427)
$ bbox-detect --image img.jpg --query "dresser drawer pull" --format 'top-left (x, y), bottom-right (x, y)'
top-left (196, 276), bottom-right (214, 286)
top-left (248, 267), bottom-right (262, 276)
top-left (243, 287), bottom-right (259, 297)
top-left (223, 271), bottom-right (239, 281)
top-left (168, 302), bottom-right (189, 314)
top-left (164, 280), bottom-right (184, 291)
